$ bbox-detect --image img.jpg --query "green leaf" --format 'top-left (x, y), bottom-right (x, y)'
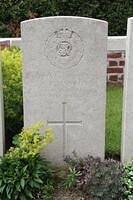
top-left (20, 193), bottom-right (27, 200)
top-left (20, 178), bottom-right (25, 189)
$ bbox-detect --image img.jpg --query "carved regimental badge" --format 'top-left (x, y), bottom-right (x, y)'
top-left (45, 28), bottom-right (83, 68)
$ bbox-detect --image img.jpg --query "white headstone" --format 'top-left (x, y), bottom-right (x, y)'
top-left (0, 51), bottom-right (5, 156)
top-left (21, 16), bottom-right (108, 164)
top-left (122, 17), bottom-right (133, 162)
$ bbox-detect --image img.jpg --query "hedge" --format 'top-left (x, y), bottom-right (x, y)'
top-left (0, 0), bottom-right (133, 37)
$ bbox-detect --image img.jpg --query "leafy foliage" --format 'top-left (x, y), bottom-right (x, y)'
top-left (8, 121), bottom-right (54, 159)
top-left (65, 154), bottom-right (125, 199)
top-left (0, 0), bottom-right (59, 37)
top-left (1, 47), bottom-right (23, 149)
top-left (0, 122), bottom-right (54, 200)
top-left (0, 0), bottom-right (133, 37)
top-left (123, 161), bottom-right (133, 200)
top-left (0, 155), bottom-right (53, 200)
top-left (36, 182), bottom-right (54, 200)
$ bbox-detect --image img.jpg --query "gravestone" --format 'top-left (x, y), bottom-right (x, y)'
top-left (21, 16), bottom-right (108, 164)
top-left (122, 17), bottom-right (133, 162)
top-left (0, 52), bottom-right (5, 156)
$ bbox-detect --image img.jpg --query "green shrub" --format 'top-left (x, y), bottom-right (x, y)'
top-left (0, 121), bottom-right (54, 200)
top-left (1, 47), bottom-right (22, 120)
top-left (1, 47), bottom-right (23, 149)
top-left (65, 154), bottom-right (125, 199)
top-left (8, 121), bottom-right (53, 159)
top-left (123, 161), bottom-right (133, 200)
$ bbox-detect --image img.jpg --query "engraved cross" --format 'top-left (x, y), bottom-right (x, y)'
top-left (47, 102), bottom-right (82, 158)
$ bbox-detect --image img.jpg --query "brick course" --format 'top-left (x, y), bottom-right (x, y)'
top-left (107, 52), bottom-right (122, 58)
top-left (109, 60), bottom-right (118, 66)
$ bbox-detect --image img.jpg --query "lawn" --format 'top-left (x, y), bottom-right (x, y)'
top-left (105, 86), bottom-right (123, 157)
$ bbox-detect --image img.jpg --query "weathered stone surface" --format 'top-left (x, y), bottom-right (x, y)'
top-left (122, 17), bottom-right (133, 162)
top-left (21, 16), bottom-right (108, 164)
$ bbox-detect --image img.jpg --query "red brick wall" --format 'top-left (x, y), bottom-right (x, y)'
top-left (0, 40), bottom-right (10, 50)
top-left (0, 40), bottom-right (125, 84)
top-left (107, 51), bottom-right (125, 84)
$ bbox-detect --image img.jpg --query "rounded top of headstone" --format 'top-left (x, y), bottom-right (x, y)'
top-left (21, 16), bottom-right (108, 25)
top-left (21, 16), bottom-right (108, 69)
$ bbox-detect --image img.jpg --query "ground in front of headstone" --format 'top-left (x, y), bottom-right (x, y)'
top-left (53, 189), bottom-right (91, 200)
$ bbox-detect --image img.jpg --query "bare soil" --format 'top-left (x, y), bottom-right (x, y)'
top-left (54, 190), bottom-right (84, 200)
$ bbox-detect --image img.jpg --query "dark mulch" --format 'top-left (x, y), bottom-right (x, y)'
top-left (53, 189), bottom-right (93, 200)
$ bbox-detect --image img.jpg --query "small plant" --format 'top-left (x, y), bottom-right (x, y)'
top-left (123, 161), bottom-right (133, 200)
top-left (63, 167), bottom-right (81, 190)
top-left (65, 154), bottom-right (125, 200)
top-left (0, 121), bottom-right (54, 200)
top-left (36, 182), bottom-right (54, 200)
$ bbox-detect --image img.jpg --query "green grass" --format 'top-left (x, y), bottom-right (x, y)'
top-left (106, 86), bottom-right (123, 156)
